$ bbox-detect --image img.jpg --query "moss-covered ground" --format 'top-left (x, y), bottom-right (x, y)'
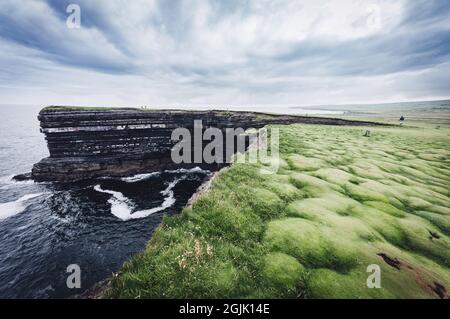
top-left (107, 124), bottom-right (450, 299)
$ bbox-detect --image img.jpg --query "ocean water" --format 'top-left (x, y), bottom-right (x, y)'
top-left (0, 105), bottom-right (209, 298)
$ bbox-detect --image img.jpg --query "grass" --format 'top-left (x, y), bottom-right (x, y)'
top-left (40, 106), bottom-right (297, 121)
top-left (42, 106), bottom-right (126, 111)
top-left (106, 123), bottom-right (450, 299)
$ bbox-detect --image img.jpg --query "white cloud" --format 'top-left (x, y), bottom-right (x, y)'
top-left (0, 0), bottom-right (448, 108)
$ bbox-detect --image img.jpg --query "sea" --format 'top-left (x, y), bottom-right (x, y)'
top-left (0, 105), bottom-right (210, 298)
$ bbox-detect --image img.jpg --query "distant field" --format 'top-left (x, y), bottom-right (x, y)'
top-left (332, 111), bottom-right (450, 129)
top-left (107, 122), bottom-right (450, 299)
top-left (322, 103), bottom-right (450, 129)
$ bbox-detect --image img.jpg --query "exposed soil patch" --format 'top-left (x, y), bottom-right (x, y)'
top-left (428, 282), bottom-right (449, 299)
top-left (428, 230), bottom-right (441, 240)
top-left (377, 253), bottom-right (401, 270)
top-left (379, 254), bottom-right (449, 299)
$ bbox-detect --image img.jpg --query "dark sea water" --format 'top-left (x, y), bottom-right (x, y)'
top-left (0, 105), bottom-right (209, 299)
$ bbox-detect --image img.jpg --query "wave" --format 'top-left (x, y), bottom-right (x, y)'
top-left (0, 174), bottom-right (44, 190)
top-left (93, 185), bottom-right (134, 220)
top-left (119, 167), bottom-right (209, 184)
top-left (165, 167), bottom-right (210, 174)
top-left (0, 193), bottom-right (44, 221)
top-left (125, 178), bottom-right (179, 220)
top-left (94, 178), bottom-right (182, 221)
top-left (121, 172), bottom-right (160, 183)
top-left (0, 175), bottom-right (15, 183)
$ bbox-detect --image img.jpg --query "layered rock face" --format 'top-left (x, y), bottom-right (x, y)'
top-left (31, 107), bottom-right (385, 182)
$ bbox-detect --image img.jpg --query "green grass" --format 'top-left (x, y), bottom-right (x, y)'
top-left (106, 124), bottom-right (450, 299)
top-left (42, 106), bottom-right (125, 111)
top-left (40, 106), bottom-right (298, 121)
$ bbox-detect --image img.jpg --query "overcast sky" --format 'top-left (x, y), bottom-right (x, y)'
top-left (0, 0), bottom-right (449, 109)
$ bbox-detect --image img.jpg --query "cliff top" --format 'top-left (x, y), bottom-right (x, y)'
top-left (40, 105), bottom-right (289, 119)
top-left (42, 105), bottom-right (268, 113)
top-left (38, 106), bottom-right (396, 132)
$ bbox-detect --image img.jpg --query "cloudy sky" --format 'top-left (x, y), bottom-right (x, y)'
top-left (0, 0), bottom-right (449, 109)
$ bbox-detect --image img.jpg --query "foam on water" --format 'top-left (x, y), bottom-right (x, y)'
top-left (93, 185), bottom-right (134, 220)
top-left (0, 175), bottom-right (14, 183)
top-left (165, 167), bottom-right (210, 174)
top-left (120, 167), bottom-right (210, 183)
top-left (0, 193), bottom-right (44, 221)
top-left (121, 172), bottom-right (160, 183)
top-left (0, 175), bottom-right (40, 190)
top-left (127, 178), bottom-right (179, 220)
top-left (94, 178), bottom-right (182, 221)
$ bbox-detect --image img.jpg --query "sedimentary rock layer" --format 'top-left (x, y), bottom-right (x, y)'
top-left (30, 106), bottom-right (386, 182)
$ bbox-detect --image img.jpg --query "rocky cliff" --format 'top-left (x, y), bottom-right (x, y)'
top-left (29, 106), bottom-right (386, 182)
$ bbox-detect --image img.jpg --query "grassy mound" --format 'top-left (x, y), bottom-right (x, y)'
top-left (107, 124), bottom-right (450, 299)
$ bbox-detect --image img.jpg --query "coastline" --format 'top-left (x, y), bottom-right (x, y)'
top-left (19, 106), bottom-right (448, 299)
top-left (76, 169), bottom-right (222, 299)
top-left (101, 122), bottom-right (449, 299)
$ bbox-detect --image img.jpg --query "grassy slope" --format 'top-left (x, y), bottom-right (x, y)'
top-left (107, 123), bottom-right (450, 299)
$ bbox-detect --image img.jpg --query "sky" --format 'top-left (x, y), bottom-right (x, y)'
top-left (0, 0), bottom-right (449, 109)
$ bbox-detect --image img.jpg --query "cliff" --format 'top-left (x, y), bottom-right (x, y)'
top-left (29, 106), bottom-right (387, 182)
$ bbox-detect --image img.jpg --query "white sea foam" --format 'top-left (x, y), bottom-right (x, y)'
top-left (0, 175), bottom-right (14, 183)
top-left (119, 167), bottom-right (208, 184)
top-left (94, 185), bottom-right (134, 220)
top-left (165, 167), bottom-right (210, 174)
top-left (0, 174), bottom-right (40, 190)
top-left (94, 178), bottom-right (182, 221)
top-left (0, 180), bottom-right (35, 189)
top-left (121, 172), bottom-right (160, 183)
top-left (0, 193), bottom-right (44, 221)
top-left (48, 211), bottom-right (78, 224)
top-left (125, 178), bottom-right (179, 220)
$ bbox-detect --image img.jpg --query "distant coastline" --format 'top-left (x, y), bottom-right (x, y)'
top-left (289, 99), bottom-right (450, 113)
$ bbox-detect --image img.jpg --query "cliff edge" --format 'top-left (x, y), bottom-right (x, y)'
top-left (30, 106), bottom-right (387, 182)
